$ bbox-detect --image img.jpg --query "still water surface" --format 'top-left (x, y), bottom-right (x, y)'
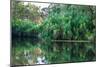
top-left (11, 38), bottom-right (96, 66)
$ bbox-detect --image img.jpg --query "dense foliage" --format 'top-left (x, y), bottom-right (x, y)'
top-left (11, 1), bottom-right (96, 65)
top-left (12, 19), bottom-right (39, 38)
top-left (12, 3), bottom-right (96, 41)
top-left (40, 4), bottom-right (96, 41)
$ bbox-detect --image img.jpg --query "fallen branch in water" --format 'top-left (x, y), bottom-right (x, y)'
top-left (51, 40), bottom-right (92, 43)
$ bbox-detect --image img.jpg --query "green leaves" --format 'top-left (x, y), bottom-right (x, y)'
top-left (11, 2), bottom-right (96, 64)
top-left (12, 19), bottom-right (40, 38)
top-left (40, 4), bottom-right (95, 41)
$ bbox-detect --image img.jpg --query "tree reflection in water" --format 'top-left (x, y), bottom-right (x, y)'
top-left (12, 38), bottom-right (96, 65)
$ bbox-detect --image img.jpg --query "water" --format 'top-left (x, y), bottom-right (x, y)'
top-left (11, 38), bottom-right (96, 66)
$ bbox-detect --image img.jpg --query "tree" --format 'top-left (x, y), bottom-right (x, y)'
top-left (40, 4), bottom-right (96, 41)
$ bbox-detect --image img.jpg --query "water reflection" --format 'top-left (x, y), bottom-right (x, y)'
top-left (12, 38), bottom-right (96, 65)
